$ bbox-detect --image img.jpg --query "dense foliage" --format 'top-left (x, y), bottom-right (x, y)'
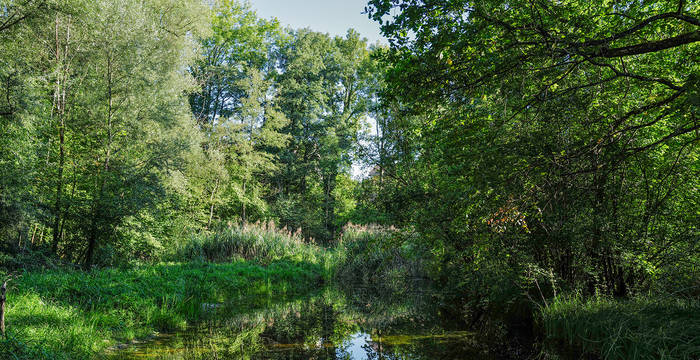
top-left (363, 0), bottom-right (698, 297)
top-left (0, 0), bottom-right (210, 266)
top-left (1, 0), bottom-right (698, 359)
top-left (0, 0), bottom-right (380, 267)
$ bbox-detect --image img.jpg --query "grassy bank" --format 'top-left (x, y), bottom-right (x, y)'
top-left (0, 260), bottom-right (325, 359)
top-left (0, 224), bottom-right (332, 360)
top-left (541, 296), bottom-right (700, 360)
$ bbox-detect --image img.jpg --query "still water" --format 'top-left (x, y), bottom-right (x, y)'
top-left (111, 286), bottom-right (492, 359)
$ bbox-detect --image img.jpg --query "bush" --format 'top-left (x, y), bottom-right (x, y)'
top-left (335, 224), bottom-right (427, 293)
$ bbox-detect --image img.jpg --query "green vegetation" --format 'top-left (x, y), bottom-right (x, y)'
top-left (0, 260), bottom-right (325, 359)
top-left (359, 0), bottom-right (699, 358)
top-left (177, 222), bottom-right (331, 265)
top-left (542, 297), bottom-right (700, 359)
top-left (335, 224), bottom-right (427, 293)
top-left (0, 223), bottom-right (331, 360)
top-left (1, 0), bottom-right (698, 359)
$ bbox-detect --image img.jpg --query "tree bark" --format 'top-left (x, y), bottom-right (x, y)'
top-left (51, 15), bottom-right (71, 255)
top-left (242, 180), bottom-right (246, 224)
top-left (207, 178), bottom-right (220, 229)
top-left (30, 224), bottom-right (38, 246)
top-left (51, 15), bottom-right (66, 254)
top-left (1, 281), bottom-right (7, 338)
top-left (593, 31), bottom-right (700, 58)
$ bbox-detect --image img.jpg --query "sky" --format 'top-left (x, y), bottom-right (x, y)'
top-left (248, 0), bottom-right (386, 45)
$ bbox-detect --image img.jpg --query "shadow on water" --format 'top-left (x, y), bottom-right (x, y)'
top-left (108, 284), bottom-right (495, 360)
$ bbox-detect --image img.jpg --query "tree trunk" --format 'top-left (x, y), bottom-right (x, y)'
top-left (51, 123), bottom-right (64, 254)
top-left (1, 281), bottom-right (6, 338)
top-left (207, 178), bottom-right (220, 229)
top-left (242, 180), bottom-right (246, 223)
top-left (85, 53), bottom-right (113, 268)
top-left (85, 216), bottom-right (99, 268)
top-left (51, 15), bottom-right (65, 254)
top-left (30, 224), bottom-right (38, 246)
top-left (51, 15), bottom-right (71, 255)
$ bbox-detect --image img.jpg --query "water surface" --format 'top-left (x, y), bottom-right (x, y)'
top-left (111, 286), bottom-right (493, 359)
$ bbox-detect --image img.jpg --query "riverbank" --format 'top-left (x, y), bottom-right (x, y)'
top-left (2, 223), bottom-right (697, 360)
top-left (541, 296), bottom-right (700, 359)
top-left (0, 260), bottom-right (326, 360)
top-left (334, 225), bottom-right (700, 360)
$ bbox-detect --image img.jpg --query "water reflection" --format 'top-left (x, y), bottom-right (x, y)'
top-left (111, 286), bottom-right (489, 359)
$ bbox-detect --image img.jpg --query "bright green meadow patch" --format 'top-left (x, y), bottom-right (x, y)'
top-left (0, 260), bottom-right (325, 359)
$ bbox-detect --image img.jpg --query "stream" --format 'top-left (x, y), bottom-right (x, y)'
top-left (110, 286), bottom-right (500, 359)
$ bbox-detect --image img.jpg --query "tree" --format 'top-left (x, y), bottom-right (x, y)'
top-left (185, 0), bottom-right (287, 229)
top-left (0, 0), bottom-right (209, 266)
top-left (226, 68), bottom-right (289, 223)
top-left (366, 0), bottom-right (699, 295)
top-left (79, 0), bottom-right (208, 266)
top-left (274, 29), bottom-right (373, 242)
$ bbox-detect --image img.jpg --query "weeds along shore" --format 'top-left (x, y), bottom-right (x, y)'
top-left (2, 223), bottom-right (699, 360)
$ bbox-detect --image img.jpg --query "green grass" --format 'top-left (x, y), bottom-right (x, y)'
top-left (0, 260), bottom-right (326, 359)
top-left (541, 296), bottom-right (700, 360)
top-left (177, 222), bottom-right (332, 265)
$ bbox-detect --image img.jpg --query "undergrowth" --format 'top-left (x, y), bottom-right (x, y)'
top-left (176, 221), bottom-right (331, 265)
top-left (335, 224), bottom-right (427, 295)
top-left (4, 223), bottom-right (695, 360)
top-left (541, 296), bottom-right (700, 360)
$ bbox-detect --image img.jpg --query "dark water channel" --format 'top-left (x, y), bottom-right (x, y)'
top-left (110, 286), bottom-right (499, 359)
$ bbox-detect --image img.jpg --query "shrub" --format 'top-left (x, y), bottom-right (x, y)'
top-left (335, 224), bottom-right (427, 293)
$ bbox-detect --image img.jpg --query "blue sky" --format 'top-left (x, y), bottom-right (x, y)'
top-left (248, 0), bottom-right (386, 44)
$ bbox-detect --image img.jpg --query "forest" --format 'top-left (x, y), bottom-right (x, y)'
top-left (0, 0), bottom-right (698, 359)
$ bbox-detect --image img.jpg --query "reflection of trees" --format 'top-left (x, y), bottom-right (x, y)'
top-left (116, 287), bottom-right (485, 360)
top-left (124, 289), bottom-right (359, 359)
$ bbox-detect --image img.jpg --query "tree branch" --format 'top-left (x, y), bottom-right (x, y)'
top-left (580, 12), bottom-right (700, 48)
top-left (593, 31), bottom-right (700, 58)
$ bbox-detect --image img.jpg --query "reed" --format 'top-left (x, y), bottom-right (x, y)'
top-left (541, 295), bottom-right (700, 360)
top-left (177, 221), bottom-right (329, 265)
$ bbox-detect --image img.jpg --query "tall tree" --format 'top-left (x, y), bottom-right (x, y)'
top-left (226, 68), bottom-right (289, 223)
top-left (79, 0), bottom-right (208, 266)
top-left (366, 0), bottom-right (699, 295)
top-left (274, 29), bottom-right (372, 241)
top-left (185, 0), bottom-right (286, 229)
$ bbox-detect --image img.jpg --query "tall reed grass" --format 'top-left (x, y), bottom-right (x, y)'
top-left (176, 221), bottom-right (330, 265)
top-left (541, 295), bottom-right (700, 359)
